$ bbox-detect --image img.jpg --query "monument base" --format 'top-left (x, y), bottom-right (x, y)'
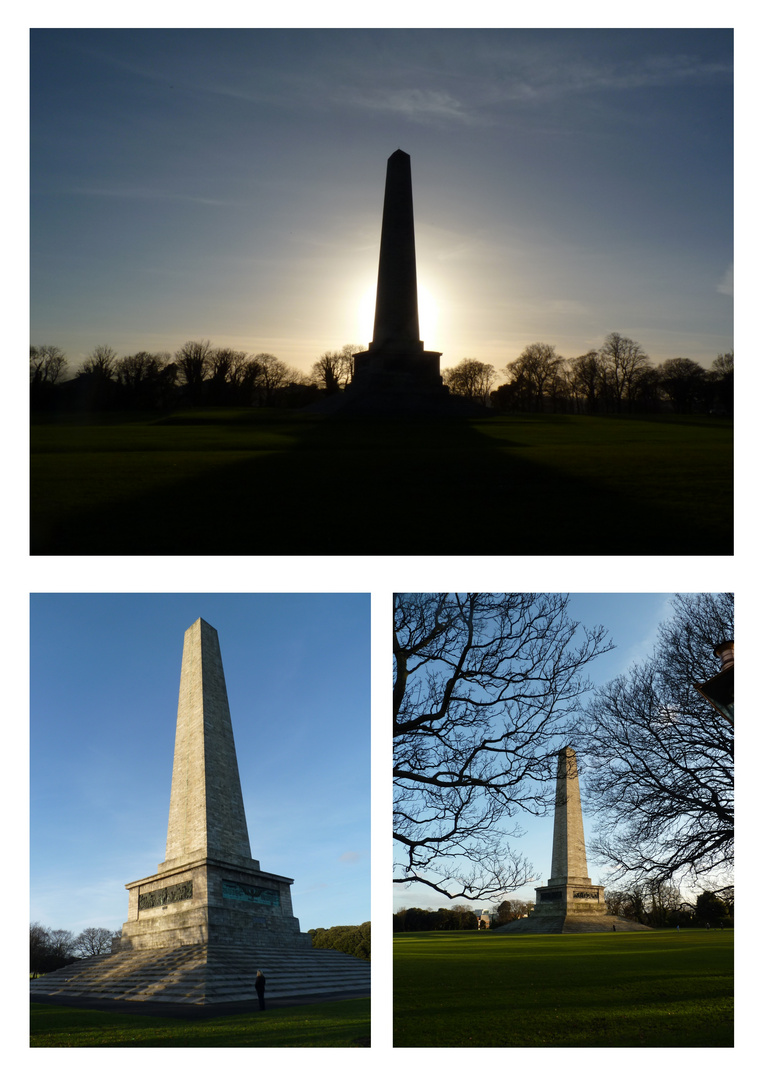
top-left (494, 913), bottom-right (653, 934)
top-left (118, 854), bottom-right (309, 951)
top-left (532, 881), bottom-right (608, 918)
top-left (30, 941), bottom-right (371, 1006)
top-left (311, 345), bottom-right (488, 416)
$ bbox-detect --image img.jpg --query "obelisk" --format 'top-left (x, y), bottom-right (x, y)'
top-left (118, 617), bottom-right (307, 950)
top-left (548, 745), bottom-right (592, 887)
top-left (370, 148), bottom-right (422, 348)
top-left (164, 618), bottom-right (253, 868)
top-left (530, 746), bottom-right (606, 916)
top-left (344, 150), bottom-right (448, 410)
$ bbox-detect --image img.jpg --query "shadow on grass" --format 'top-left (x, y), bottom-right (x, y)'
top-left (31, 411), bottom-right (732, 555)
top-left (31, 998), bottom-right (371, 1047)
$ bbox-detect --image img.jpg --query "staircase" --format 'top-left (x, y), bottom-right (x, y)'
top-left (30, 943), bottom-right (370, 1005)
top-left (493, 914), bottom-right (652, 935)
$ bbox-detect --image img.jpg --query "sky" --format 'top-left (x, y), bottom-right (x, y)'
top-left (30, 593), bottom-right (370, 936)
top-left (29, 28), bottom-right (733, 378)
top-left (392, 592), bottom-right (692, 914)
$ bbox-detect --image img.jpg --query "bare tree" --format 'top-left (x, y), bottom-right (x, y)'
top-left (175, 339), bottom-right (212, 402)
top-left (30, 345), bottom-right (68, 386)
top-left (442, 359), bottom-right (496, 402)
top-left (393, 593), bottom-right (613, 901)
top-left (251, 353), bottom-right (289, 405)
top-left (312, 344), bottom-right (360, 394)
top-left (567, 350), bottom-right (604, 413)
top-left (82, 344), bottom-right (118, 379)
top-left (73, 927), bottom-right (116, 957)
top-left (598, 332), bottom-right (650, 410)
top-left (504, 343), bottom-right (563, 411)
top-left (579, 593), bottom-right (733, 887)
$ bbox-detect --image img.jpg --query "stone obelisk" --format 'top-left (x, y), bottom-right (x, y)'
top-left (495, 746), bottom-right (650, 933)
top-left (532, 746), bottom-right (606, 911)
top-left (118, 618), bottom-right (306, 951)
top-left (164, 618), bottom-right (253, 868)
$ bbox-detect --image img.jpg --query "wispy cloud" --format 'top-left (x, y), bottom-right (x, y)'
top-left (480, 49), bottom-right (732, 108)
top-left (716, 264), bottom-right (733, 297)
top-left (339, 851), bottom-right (362, 864)
top-left (353, 87), bottom-right (487, 127)
top-left (67, 185), bottom-right (233, 206)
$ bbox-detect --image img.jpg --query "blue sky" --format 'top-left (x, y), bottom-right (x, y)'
top-left (30, 28), bottom-right (733, 376)
top-left (393, 592), bottom-right (685, 912)
top-left (30, 593), bottom-right (370, 936)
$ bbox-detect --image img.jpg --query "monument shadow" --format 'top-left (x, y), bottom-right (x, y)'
top-left (30, 410), bottom-right (730, 555)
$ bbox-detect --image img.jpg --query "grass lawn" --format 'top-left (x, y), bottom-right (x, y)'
top-left (394, 930), bottom-right (733, 1047)
top-left (30, 409), bottom-right (732, 555)
top-left (30, 996), bottom-right (370, 1047)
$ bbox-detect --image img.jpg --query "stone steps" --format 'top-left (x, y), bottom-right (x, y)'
top-left (30, 944), bottom-right (370, 1004)
top-left (493, 914), bottom-right (652, 935)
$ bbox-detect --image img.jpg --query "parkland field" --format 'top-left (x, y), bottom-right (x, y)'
top-left (394, 930), bottom-right (733, 1047)
top-left (31, 996), bottom-right (370, 1047)
top-left (30, 410), bottom-right (732, 555)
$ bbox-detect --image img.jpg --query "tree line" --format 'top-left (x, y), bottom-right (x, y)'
top-left (31, 920), bottom-right (371, 973)
top-left (442, 333), bottom-right (733, 415)
top-left (307, 922), bottom-right (370, 961)
top-left (30, 340), bottom-right (363, 413)
top-left (393, 888), bottom-right (732, 931)
top-left (30, 922), bottom-right (119, 975)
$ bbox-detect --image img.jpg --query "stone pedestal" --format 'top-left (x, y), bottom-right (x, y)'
top-left (118, 855), bottom-right (306, 951)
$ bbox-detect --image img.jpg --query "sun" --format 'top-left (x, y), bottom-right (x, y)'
top-left (355, 281), bottom-right (439, 346)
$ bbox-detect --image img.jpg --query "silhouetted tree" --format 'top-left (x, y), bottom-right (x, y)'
top-left (695, 889), bottom-right (733, 926)
top-left (82, 344), bottom-right (118, 380)
top-left (30, 924), bottom-right (77, 974)
top-left (599, 332), bottom-right (650, 411)
top-left (657, 357), bottom-right (707, 413)
top-left (579, 593), bottom-right (733, 886)
top-left (312, 345), bottom-right (359, 394)
top-left (504, 343), bottom-right (563, 411)
top-left (442, 359), bottom-right (496, 402)
top-left (250, 353), bottom-right (288, 405)
top-left (30, 345), bottom-right (68, 387)
top-left (709, 351), bottom-right (733, 414)
top-left (115, 351), bottom-right (176, 410)
top-left (394, 593), bottom-right (613, 901)
top-left (175, 339), bottom-right (212, 403)
top-left (567, 351), bottom-right (605, 413)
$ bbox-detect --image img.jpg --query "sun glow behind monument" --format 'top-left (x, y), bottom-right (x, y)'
top-left (356, 282), bottom-right (439, 349)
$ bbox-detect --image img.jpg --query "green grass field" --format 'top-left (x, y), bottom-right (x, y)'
top-left (30, 996), bottom-right (370, 1047)
top-left (30, 409), bottom-right (732, 554)
top-left (394, 930), bottom-right (733, 1047)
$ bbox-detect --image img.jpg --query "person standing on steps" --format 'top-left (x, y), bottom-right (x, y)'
top-left (255, 969), bottom-right (266, 1010)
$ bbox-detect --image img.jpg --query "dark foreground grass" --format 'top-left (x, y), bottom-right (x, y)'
top-left (394, 930), bottom-right (733, 1047)
top-left (31, 996), bottom-right (370, 1047)
top-left (30, 409), bottom-right (732, 555)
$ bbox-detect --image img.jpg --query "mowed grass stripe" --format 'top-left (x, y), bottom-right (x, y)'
top-left (394, 930), bottom-right (733, 1047)
top-left (31, 996), bottom-right (371, 1047)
